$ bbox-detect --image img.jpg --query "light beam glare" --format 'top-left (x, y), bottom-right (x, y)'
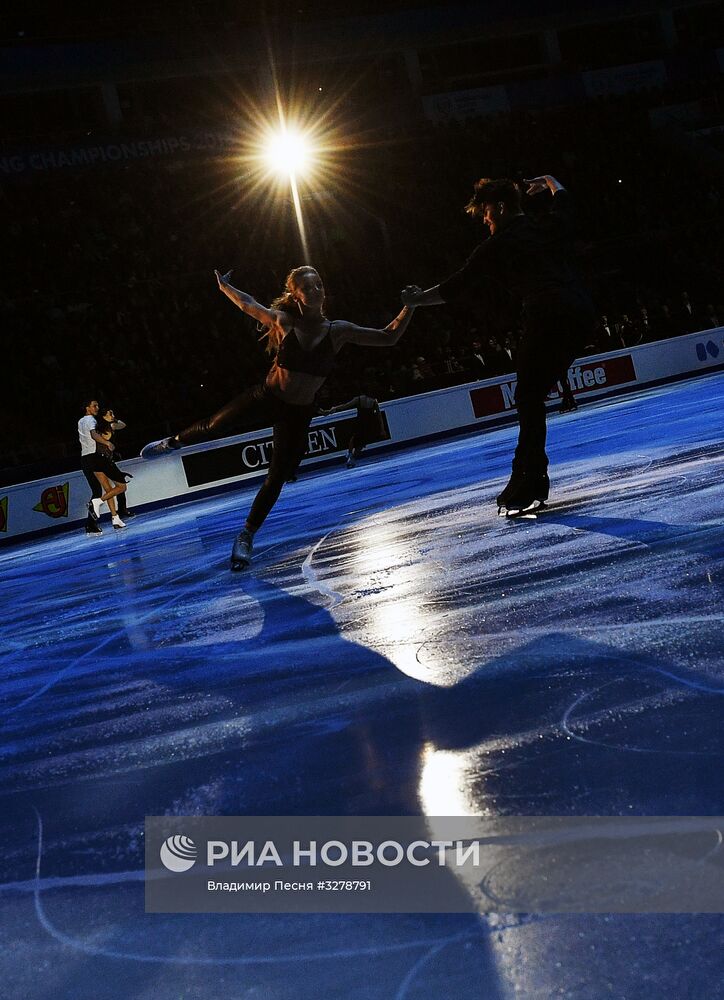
top-left (289, 174), bottom-right (310, 261)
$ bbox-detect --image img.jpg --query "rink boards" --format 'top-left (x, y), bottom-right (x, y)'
top-left (2, 327), bottom-right (723, 542)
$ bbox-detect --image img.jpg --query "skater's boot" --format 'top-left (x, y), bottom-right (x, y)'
top-left (497, 471), bottom-right (549, 516)
top-left (529, 471), bottom-right (550, 502)
top-left (141, 436), bottom-right (182, 459)
top-left (230, 528), bottom-right (254, 571)
top-left (88, 498), bottom-right (104, 521)
top-left (496, 470), bottom-right (527, 509)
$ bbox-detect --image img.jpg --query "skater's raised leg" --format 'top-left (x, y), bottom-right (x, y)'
top-left (142, 386), bottom-right (272, 458)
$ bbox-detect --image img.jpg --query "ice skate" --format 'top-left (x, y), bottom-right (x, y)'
top-left (497, 472), bottom-right (549, 517)
top-left (140, 437), bottom-right (181, 459)
top-left (346, 449), bottom-right (356, 468)
top-left (112, 515), bottom-right (126, 529)
top-left (230, 529), bottom-right (254, 571)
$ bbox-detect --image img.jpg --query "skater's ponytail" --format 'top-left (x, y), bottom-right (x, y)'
top-left (261, 265), bottom-right (324, 354)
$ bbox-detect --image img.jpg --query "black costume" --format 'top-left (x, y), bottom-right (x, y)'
top-left (174, 321), bottom-right (335, 531)
top-left (348, 396), bottom-right (383, 456)
top-left (97, 426), bottom-right (132, 517)
top-left (438, 190), bottom-right (594, 487)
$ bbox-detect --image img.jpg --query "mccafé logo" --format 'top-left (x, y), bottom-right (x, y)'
top-left (33, 483), bottom-right (70, 519)
top-left (470, 354), bottom-right (637, 418)
top-left (0, 496), bottom-right (7, 532)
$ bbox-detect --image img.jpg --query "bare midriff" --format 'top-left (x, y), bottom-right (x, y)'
top-left (265, 363), bottom-right (327, 406)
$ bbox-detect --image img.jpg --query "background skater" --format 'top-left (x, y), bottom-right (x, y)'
top-left (401, 174), bottom-right (595, 514)
top-left (319, 394), bottom-right (384, 467)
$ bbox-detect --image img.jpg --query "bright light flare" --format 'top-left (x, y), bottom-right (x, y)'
top-left (263, 128), bottom-right (313, 179)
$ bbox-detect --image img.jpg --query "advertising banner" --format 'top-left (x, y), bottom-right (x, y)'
top-left (0, 130), bottom-right (238, 177)
top-left (183, 412), bottom-right (390, 489)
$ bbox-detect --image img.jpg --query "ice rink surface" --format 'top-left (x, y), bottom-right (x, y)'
top-left (2, 373), bottom-right (723, 1000)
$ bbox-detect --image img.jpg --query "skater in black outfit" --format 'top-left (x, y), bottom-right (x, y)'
top-left (142, 266), bottom-right (416, 568)
top-left (319, 394), bottom-right (384, 467)
top-left (402, 174), bottom-right (595, 513)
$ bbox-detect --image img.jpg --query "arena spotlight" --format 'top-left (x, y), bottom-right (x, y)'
top-left (264, 127), bottom-right (312, 179)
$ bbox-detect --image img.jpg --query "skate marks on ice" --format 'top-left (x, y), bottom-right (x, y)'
top-left (18, 807), bottom-right (514, 1000)
top-left (560, 672), bottom-right (724, 757)
top-left (297, 458), bottom-right (722, 691)
top-left (29, 807), bottom-right (481, 968)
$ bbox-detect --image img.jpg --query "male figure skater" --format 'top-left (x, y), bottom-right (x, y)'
top-left (78, 398), bottom-right (105, 535)
top-left (402, 174), bottom-right (595, 513)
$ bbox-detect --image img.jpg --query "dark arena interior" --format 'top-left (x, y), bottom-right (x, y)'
top-left (1, 2), bottom-right (724, 998)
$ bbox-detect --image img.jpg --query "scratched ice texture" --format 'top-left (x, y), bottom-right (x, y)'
top-left (1, 373), bottom-right (722, 1000)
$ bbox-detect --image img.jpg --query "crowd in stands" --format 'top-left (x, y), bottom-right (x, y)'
top-left (2, 72), bottom-right (723, 478)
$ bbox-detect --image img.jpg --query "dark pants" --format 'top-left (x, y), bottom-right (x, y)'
top-left (349, 406), bottom-right (382, 455)
top-left (513, 288), bottom-right (595, 476)
top-left (176, 384), bottom-right (315, 531)
top-left (81, 454), bottom-right (104, 500)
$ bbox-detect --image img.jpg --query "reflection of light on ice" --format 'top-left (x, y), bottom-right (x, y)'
top-left (373, 598), bottom-right (433, 681)
top-left (419, 745), bottom-right (504, 928)
top-left (418, 743), bottom-right (483, 817)
top-left (351, 522), bottom-right (447, 683)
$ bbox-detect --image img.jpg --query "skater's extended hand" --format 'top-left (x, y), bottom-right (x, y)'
top-left (524, 176), bottom-right (551, 196)
top-left (401, 285), bottom-right (422, 306)
top-left (215, 269), bottom-right (233, 290)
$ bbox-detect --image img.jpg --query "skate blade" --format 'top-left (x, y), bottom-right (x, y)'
top-left (499, 499), bottom-right (544, 518)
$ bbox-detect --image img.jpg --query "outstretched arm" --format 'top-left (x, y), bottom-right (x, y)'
top-left (333, 305), bottom-right (416, 348)
top-left (401, 284), bottom-right (445, 308)
top-left (214, 269), bottom-right (284, 328)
